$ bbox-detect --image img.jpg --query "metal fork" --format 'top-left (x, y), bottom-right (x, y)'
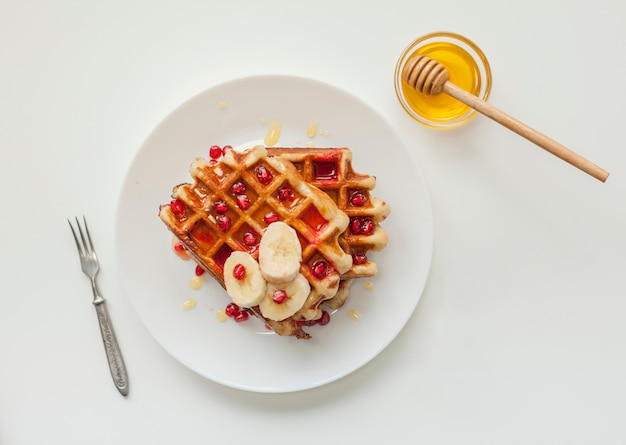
top-left (68, 216), bottom-right (129, 396)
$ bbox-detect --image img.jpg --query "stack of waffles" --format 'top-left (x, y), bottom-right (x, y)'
top-left (266, 147), bottom-right (391, 311)
top-left (159, 145), bottom-right (390, 339)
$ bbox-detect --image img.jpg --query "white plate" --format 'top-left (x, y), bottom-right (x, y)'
top-left (115, 75), bottom-right (433, 393)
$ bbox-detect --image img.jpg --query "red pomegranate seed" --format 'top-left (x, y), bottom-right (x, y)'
top-left (264, 212), bottom-right (279, 224)
top-left (318, 310), bottom-right (330, 326)
top-left (217, 215), bottom-right (231, 232)
top-left (243, 232), bottom-right (257, 246)
top-left (361, 218), bottom-right (375, 235)
top-left (350, 191), bottom-right (367, 206)
top-left (225, 302), bottom-right (240, 317)
top-left (236, 194), bottom-right (250, 210)
top-left (209, 145), bottom-right (223, 159)
top-left (234, 311), bottom-right (249, 322)
top-left (209, 159), bottom-right (218, 166)
top-left (173, 242), bottom-right (185, 252)
top-left (232, 263), bottom-right (246, 280)
top-left (214, 201), bottom-right (228, 214)
top-left (231, 181), bottom-right (246, 195)
top-left (195, 265), bottom-right (205, 276)
top-left (277, 185), bottom-right (293, 201)
top-left (255, 166), bottom-right (273, 185)
top-left (311, 260), bottom-right (328, 279)
top-left (170, 199), bottom-right (186, 216)
top-left (350, 218), bottom-right (362, 234)
top-left (272, 289), bottom-right (287, 304)
top-left (353, 253), bottom-right (368, 265)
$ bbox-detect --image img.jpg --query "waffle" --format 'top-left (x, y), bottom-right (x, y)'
top-left (159, 145), bottom-right (352, 338)
top-left (267, 147), bottom-right (389, 294)
top-left (267, 147), bottom-right (390, 311)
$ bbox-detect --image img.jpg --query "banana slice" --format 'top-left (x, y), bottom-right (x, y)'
top-left (223, 251), bottom-right (266, 308)
top-left (259, 273), bottom-right (310, 321)
top-left (258, 221), bottom-right (302, 284)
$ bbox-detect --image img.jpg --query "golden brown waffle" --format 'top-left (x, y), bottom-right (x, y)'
top-left (267, 147), bottom-right (390, 281)
top-left (159, 145), bottom-right (352, 338)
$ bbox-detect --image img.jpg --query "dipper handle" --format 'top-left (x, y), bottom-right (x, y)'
top-left (403, 55), bottom-right (609, 182)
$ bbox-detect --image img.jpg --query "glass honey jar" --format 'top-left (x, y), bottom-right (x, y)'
top-left (395, 31), bottom-right (492, 130)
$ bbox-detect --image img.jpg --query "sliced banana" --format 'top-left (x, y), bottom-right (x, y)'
top-left (223, 251), bottom-right (266, 308)
top-left (258, 221), bottom-right (302, 283)
top-left (259, 273), bottom-right (310, 321)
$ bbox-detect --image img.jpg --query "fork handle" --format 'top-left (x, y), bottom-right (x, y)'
top-left (94, 300), bottom-right (129, 396)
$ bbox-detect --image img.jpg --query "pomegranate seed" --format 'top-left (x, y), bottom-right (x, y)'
top-left (318, 310), bottom-right (330, 326)
top-left (361, 218), bottom-right (375, 235)
top-left (311, 260), bottom-right (328, 279)
top-left (234, 311), bottom-right (249, 322)
top-left (277, 185), bottom-right (293, 201)
top-left (214, 201), bottom-right (228, 214)
top-left (231, 181), bottom-right (247, 195)
top-left (272, 289), bottom-right (287, 304)
top-left (223, 145), bottom-right (233, 153)
top-left (264, 212), bottom-right (279, 224)
top-left (173, 243), bottom-right (185, 252)
top-left (170, 199), bottom-right (186, 216)
top-left (195, 265), bottom-right (205, 276)
top-left (350, 191), bottom-right (367, 206)
top-left (350, 218), bottom-right (362, 234)
top-left (243, 232), bottom-right (257, 246)
top-left (233, 263), bottom-right (246, 280)
top-left (353, 253), bottom-right (368, 265)
top-left (217, 215), bottom-right (231, 232)
top-left (209, 159), bottom-right (218, 166)
top-left (225, 302), bottom-right (240, 317)
top-left (209, 145), bottom-right (223, 159)
top-left (255, 166), bottom-right (273, 185)
top-left (236, 194), bottom-right (250, 210)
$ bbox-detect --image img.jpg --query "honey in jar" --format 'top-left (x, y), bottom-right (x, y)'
top-left (395, 32), bottom-right (492, 130)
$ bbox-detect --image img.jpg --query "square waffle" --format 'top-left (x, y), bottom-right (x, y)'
top-left (267, 147), bottom-right (391, 309)
top-left (159, 145), bottom-right (353, 338)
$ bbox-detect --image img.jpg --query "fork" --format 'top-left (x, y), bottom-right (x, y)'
top-left (68, 216), bottom-right (129, 396)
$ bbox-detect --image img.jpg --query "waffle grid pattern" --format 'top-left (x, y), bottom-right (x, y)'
top-left (159, 146), bottom-right (352, 323)
top-left (266, 147), bottom-right (390, 279)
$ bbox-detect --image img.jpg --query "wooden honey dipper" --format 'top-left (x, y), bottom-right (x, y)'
top-left (403, 54), bottom-right (609, 182)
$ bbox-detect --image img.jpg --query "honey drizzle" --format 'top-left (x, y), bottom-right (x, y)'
top-left (306, 121), bottom-right (318, 138)
top-left (264, 121), bottom-right (282, 146)
top-left (182, 298), bottom-right (197, 310)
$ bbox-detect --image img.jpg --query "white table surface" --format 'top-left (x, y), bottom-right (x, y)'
top-left (2, 1), bottom-right (625, 444)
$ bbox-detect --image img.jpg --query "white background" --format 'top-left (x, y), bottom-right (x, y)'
top-left (1, 1), bottom-right (625, 444)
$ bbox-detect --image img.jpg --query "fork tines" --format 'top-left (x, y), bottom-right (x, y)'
top-left (68, 216), bottom-right (93, 256)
